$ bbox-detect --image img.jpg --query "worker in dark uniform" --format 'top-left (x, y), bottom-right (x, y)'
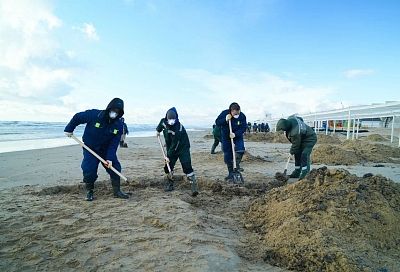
top-left (276, 115), bottom-right (317, 180)
top-left (64, 98), bottom-right (130, 201)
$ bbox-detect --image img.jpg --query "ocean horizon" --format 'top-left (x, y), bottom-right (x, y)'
top-left (0, 121), bottom-right (206, 153)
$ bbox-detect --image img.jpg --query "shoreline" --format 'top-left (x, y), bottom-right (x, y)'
top-left (1, 131), bottom-right (399, 190)
top-left (0, 129), bottom-right (207, 154)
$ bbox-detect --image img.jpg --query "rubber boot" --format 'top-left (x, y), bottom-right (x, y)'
top-left (298, 151), bottom-right (311, 180)
top-left (164, 173), bottom-right (175, 192)
top-left (111, 179), bottom-right (129, 199)
top-left (119, 141), bottom-right (124, 147)
top-left (298, 168), bottom-right (309, 180)
top-left (211, 145), bottom-right (217, 154)
top-left (85, 182), bottom-right (95, 201)
top-left (289, 168), bottom-right (301, 178)
top-left (224, 163), bottom-right (234, 182)
top-left (235, 152), bottom-right (244, 172)
top-left (187, 173), bottom-right (199, 197)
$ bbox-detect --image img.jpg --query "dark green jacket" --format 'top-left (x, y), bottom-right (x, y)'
top-left (284, 117), bottom-right (317, 154)
top-left (212, 125), bottom-right (221, 141)
top-left (156, 118), bottom-right (190, 158)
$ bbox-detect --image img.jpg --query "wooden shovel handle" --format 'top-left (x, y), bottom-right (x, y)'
top-left (284, 155), bottom-right (291, 171)
top-left (228, 119), bottom-right (237, 169)
top-left (157, 135), bottom-right (172, 174)
top-left (70, 134), bottom-right (128, 182)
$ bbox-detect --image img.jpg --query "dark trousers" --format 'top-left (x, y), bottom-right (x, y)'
top-left (293, 144), bottom-right (315, 171)
top-left (81, 148), bottom-right (121, 183)
top-left (164, 148), bottom-right (194, 175)
top-left (211, 138), bottom-right (220, 152)
top-left (222, 137), bottom-right (245, 165)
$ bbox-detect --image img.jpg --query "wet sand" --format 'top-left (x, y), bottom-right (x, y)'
top-left (0, 131), bottom-right (399, 271)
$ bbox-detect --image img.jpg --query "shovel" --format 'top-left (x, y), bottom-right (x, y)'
top-left (70, 134), bottom-right (129, 184)
top-left (275, 155), bottom-right (291, 182)
top-left (228, 119), bottom-right (245, 185)
top-left (157, 135), bottom-right (173, 179)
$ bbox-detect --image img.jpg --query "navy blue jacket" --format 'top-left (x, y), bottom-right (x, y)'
top-left (64, 98), bottom-right (124, 161)
top-left (215, 109), bottom-right (247, 147)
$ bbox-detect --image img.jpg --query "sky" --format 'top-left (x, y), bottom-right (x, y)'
top-left (0, 0), bottom-right (399, 126)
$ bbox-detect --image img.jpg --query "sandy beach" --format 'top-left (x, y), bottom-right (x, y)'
top-left (1, 130), bottom-right (399, 271)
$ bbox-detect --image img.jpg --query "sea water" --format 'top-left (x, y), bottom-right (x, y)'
top-left (0, 121), bottom-right (157, 153)
top-left (0, 121), bottom-right (205, 153)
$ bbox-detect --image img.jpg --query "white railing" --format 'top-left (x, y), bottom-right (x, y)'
top-left (266, 101), bottom-right (400, 147)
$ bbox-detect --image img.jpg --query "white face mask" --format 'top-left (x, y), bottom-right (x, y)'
top-left (167, 119), bottom-right (176, 125)
top-left (109, 111), bottom-right (118, 119)
top-left (233, 114), bottom-right (239, 119)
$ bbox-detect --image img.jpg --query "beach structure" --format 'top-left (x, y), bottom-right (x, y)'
top-left (267, 101), bottom-right (400, 147)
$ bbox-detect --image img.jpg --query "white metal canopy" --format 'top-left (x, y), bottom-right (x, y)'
top-left (266, 101), bottom-right (400, 146)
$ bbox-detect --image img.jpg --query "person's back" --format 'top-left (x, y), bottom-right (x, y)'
top-left (286, 116), bottom-right (316, 146)
top-left (265, 123), bottom-right (270, 132)
top-left (276, 115), bottom-right (317, 180)
top-left (212, 124), bottom-right (221, 141)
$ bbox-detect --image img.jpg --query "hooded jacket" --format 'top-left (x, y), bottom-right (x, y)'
top-left (64, 98), bottom-right (124, 161)
top-left (212, 125), bottom-right (221, 140)
top-left (215, 110), bottom-right (247, 143)
top-left (156, 107), bottom-right (190, 158)
top-left (276, 116), bottom-right (317, 154)
top-left (121, 118), bottom-right (129, 135)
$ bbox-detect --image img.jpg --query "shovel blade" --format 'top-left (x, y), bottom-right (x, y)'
top-left (232, 170), bottom-right (244, 185)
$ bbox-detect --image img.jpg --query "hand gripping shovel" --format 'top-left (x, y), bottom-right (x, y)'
top-left (228, 119), bottom-right (245, 185)
top-left (157, 135), bottom-right (173, 180)
top-left (70, 134), bottom-right (129, 184)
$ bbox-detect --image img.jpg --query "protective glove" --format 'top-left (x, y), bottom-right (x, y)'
top-left (230, 132), bottom-right (236, 139)
top-left (156, 131), bottom-right (160, 137)
top-left (225, 114), bottom-right (232, 122)
top-left (103, 160), bottom-right (112, 169)
top-left (65, 132), bottom-right (73, 137)
top-left (165, 157), bottom-right (170, 163)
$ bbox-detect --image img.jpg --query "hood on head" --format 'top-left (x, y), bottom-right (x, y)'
top-left (106, 98), bottom-right (124, 118)
top-left (165, 107), bottom-right (179, 120)
top-left (276, 118), bottom-right (291, 131)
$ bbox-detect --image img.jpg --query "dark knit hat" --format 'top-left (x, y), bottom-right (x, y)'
top-left (166, 109), bottom-right (177, 119)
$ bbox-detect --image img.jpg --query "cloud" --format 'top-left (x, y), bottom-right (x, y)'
top-left (16, 66), bottom-right (73, 97)
top-left (344, 69), bottom-right (375, 79)
top-left (0, 1), bottom-right (339, 125)
top-left (0, 99), bottom-right (74, 122)
top-left (76, 23), bottom-right (99, 41)
top-left (179, 69), bottom-right (337, 124)
top-left (0, 0), bottom-right (68, 82)
top-left (103, 69), bottom-right (340, 127)
top-left (0, 0), bottom-right (83, 120)
top-left (0, 0), bottom-right (62, 70)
